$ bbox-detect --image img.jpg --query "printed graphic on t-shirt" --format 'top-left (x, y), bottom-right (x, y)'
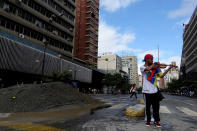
top-left (147, 69), bottom-right (162, 87)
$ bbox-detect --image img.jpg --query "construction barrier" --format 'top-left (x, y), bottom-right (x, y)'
top-left (125, 104), bottom-right (145, 117)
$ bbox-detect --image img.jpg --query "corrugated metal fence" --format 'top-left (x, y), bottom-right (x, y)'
top-left (0, 36), bottom-right (92, 83)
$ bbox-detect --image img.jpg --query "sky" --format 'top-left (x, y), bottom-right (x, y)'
top-left (98, 0), bottom-right (197, 74)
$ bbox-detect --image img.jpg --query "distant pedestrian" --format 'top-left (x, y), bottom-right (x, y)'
top-left (130, 84), bottom-right (137, 99)
top-left (190, 91), bottom-right (194, 97)
top-left (140, 54), bottom-right (174, 127)
top-left (118, 89), bottom-right (121, 93)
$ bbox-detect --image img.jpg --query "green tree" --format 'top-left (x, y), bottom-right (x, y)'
top-left (167, 79), bottom-right (183, 93)
top-left (101, 73), bottom-right (129, 93)
top-left (52, 71), bottom-right (72, 82)
top-left (101, 73), bottom-right (114, 86)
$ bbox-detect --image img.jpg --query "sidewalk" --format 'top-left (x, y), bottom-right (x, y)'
top-left (0, 103), bottom-right (111, 131)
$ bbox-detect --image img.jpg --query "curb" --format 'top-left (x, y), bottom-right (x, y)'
top-left (125, 104), bottom-right (145, 117)
top-left (90, 104), bottom-right (112, 114)
top-left (125, 99), bottom-right (145, 117)
top-left (139, 99), bottom-right (145, 104)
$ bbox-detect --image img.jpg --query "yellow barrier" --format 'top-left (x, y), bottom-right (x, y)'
top-left (9, 123), bottom-right (65, 131)
top-left (140, 99), bottom-right (145, 104)
top-left (125, 104), bottom-right (145, 117)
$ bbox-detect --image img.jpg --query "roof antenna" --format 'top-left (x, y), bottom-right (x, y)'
top-left (158, 44), bottom-right (159, 62)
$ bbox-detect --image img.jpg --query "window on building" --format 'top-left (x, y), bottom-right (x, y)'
top-left (0, 18), bottom-right (5, 27)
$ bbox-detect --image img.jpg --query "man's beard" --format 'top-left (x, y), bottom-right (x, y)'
top-left (148, 62), bottom-right (153, 66)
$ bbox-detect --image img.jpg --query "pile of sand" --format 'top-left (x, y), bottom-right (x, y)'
top-left (0, 82), bottom-right (101, 113)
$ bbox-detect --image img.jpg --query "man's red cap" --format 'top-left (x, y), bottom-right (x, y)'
top-left (143, 54), bottom-right (153, 61)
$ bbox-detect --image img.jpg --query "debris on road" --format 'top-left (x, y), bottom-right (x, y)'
top-left (0, 82), bottom-right (103, 113)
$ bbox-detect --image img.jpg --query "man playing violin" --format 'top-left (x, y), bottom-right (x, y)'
top-left (140, 54), bottom-right (174, 127)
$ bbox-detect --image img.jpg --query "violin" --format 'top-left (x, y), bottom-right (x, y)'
top-left (154, 62), bottom-right (178, 69)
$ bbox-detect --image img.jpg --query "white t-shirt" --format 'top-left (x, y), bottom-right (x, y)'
top-left (140, 65), bottom-right (158, 94)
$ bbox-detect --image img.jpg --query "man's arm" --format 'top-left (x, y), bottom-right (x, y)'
top-left (144, 62), bottom-right (160, 71)
top-left (160, 77), bottom-right (165, 89)
top-left (160, 65), bottom-right (174, 78)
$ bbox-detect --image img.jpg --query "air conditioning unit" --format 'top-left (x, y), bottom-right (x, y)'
top-left (16, 0), bottom-right (22, 3)
top-left (51, 14), bottom-right (56, 19)
top-left (19, 33), bottom-right (24, 38)
top-left (4, 7), bottom-right (10, 12)
top-left (69, 28), bottom-right (73, 32)
top-left (67, 38), bottom-right (71, 42)
top-left (52, 30), bottom-right (58, 35)
top-left (35, 20), bottom-right (42, 27)
top-left (59, 11), bottom-right (64, 17)
top-left (49, 17), bottom-right (53, 23)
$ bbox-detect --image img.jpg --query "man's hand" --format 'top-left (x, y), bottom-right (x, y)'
top-left (153, 62), bottom-right (160, 69)
top-left (169, 64), bottom-right (174, 69)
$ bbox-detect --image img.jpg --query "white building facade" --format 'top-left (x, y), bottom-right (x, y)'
top-left (97, 53), bottom-right (122, 74)
top-left (121, 56), bottom-right (138, 86)
top-left (164, 62), bottom-right (179, 87)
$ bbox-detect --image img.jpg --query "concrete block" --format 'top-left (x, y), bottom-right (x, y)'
top-left (125, 104), bottom-right (145, 117)
top-left (140, 99), bottom-right (144, 104)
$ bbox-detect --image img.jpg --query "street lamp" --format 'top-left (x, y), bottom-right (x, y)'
top-left (41, 38), bottom-right (48, 80)
top-left (58, 55), bottom-right (62, 73)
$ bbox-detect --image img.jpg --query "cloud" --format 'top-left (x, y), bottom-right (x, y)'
top-left (176, 18), bottom-right (190, 26)
top-left (160, 56), bottom-right (181, 67)
top-left (98, 21), bottom-right (136, 55)
top-left (168, 0), bottom-right (197, 19)
top-left (100, 0), bottom-right (141, 12)
top-left (138, 49), bottom-right (164, 61)
top-left (137, 56), bottom-right (181, 74)
top-left (137, 50), bottom-right (179, 74)
top-left (137, 49), bottom-right (163, 74)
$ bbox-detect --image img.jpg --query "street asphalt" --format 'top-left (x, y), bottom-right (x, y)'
top-left (0, 94), bottom-right (197, 131)
top-left (53, 94), bottom-right (197, 131)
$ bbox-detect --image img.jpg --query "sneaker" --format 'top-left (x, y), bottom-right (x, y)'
top-left (146, 122), bottom-right (150, 126)
top-left (154, 122), bottom-right (162, 127)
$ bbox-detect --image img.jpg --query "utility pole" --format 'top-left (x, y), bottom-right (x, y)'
top-left (158, 44), bottom-right (159, 62)
top-left (41, 39), bottom-right (48, 80)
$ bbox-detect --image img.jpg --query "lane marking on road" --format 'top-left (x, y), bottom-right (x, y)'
top-left (183, 101), bottom-right (195, 106)
top-left (9, 123), bottom-right (66, 131)
top-left (106, 102), bottom-right (113, 105)
top-left (0, 113), bottom-right (10, 118)
top-left (110, 104), bottom-right (127, 109)
top-left (160, 106), bottom-right (171, 114)
top-left (172, 99), bottom-right (194, 106)
top-left (176, 107), bottom-right (197, 117)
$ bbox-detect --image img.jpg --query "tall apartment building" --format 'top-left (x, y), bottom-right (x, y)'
top-left (122, 56), bottom-right (138, 86)
top-left (74, 0), bottom-right (99, 66)
top-left (97, 53), bottom-right (122, 74)
top-left (0, 0), bottom-right (75, 59)
top-left (181, 6), bottom-right (197, 80)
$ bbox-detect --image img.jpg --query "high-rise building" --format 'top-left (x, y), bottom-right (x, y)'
top-left (97, 53), bottom-right (122, 74)
top-left (122, 56), bottom-right (138, 86)
top-left (0, 0), bottom-right (75, 59)
top-left (180, 6), bottom-right (197, 80)
top-left (74, 0), bottom-right (99, 66)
